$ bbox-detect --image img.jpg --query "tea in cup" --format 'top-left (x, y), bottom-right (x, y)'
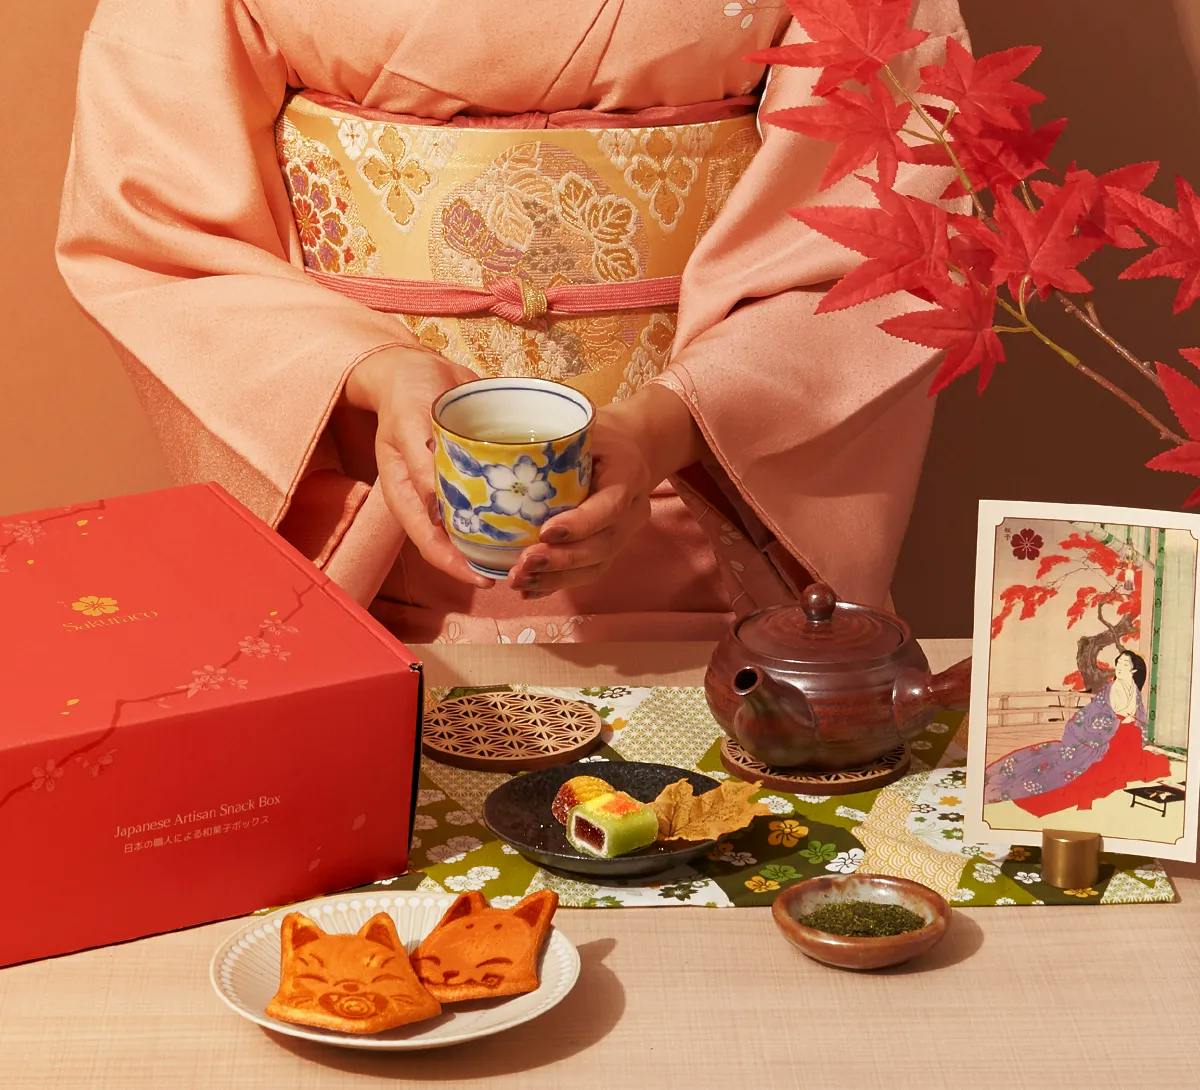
top-left (431, 377), bottom-right (594, 577)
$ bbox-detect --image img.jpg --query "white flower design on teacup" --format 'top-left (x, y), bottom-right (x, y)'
top-left (451, 509), bottom-right (482, 535)
top-left (484, 455), bottom-right (554, 523)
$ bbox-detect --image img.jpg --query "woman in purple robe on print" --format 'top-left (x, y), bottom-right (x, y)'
top-left (984, 651), bottom-right (1171, 817)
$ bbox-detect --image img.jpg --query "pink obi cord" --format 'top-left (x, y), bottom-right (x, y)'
top-left (306, 269), bottom-right (683, 325)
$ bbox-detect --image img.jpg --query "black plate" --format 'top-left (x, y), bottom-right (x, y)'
top-left (482, 761), bottom-right (719, 879)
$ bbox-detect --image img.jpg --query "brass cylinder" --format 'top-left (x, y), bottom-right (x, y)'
top-left (1041, 829), bottom-right (1101, 889)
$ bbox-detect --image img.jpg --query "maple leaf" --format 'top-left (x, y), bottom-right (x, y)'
top-left (792, 180), bottom-right (950, 312)
top-left (948, 213), bottom-right (996, 282)
top-left (1034, 162), bottom-right (1159, 250)
top-left (1063, 671), bottom-right (1090, 692)
top-left (1066, 585), bottom-right (1098, 628)
top-left (1057, 533), bottom-right (1120, 576)
top-left (880, 279), bottom-right (1004, 393)
top-left (1145, 442), bottom-right (1200, 507)
top-left (916, 116), bottom-right (1066, 198)
top-left (749, 0), bottom-right (929, 97)
top-left (765, 75), bottom-right (913, 190)
top-left (1156, 357), bottom-right (1200, 438)
top-left (1116, 570), bottom-right (1143, 615)
top-left (1139, 352), bottom-right (1200, 505)
top-left (918, 39), bottom-right (1044, 131)
top-left (1035, 554), bottom-right (1071, 580)
top-left (1113, 176), bottom-right (1200, 313)
top-left (973, 185), bottom-right (1101, 301)
top-left (992, 584), bottom-right (1057, 638)
top-left (651, 779), bottom-right (770, 842)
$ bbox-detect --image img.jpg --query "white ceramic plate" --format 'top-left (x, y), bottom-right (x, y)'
top-left (209, 892), bottom-right (580, 1050)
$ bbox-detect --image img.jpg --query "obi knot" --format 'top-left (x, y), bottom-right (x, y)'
top-left (489, 277), bottom-right (549, 325)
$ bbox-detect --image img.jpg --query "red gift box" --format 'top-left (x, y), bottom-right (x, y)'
top-left (0, 483), bottom-right (421, 967)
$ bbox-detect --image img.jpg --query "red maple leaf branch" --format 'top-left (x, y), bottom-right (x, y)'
top-left (880, 279), bottom-right (1004, 393)
top-left (1113, 176), bottom-right (1200, 313)
top-left (792, 178), bottom-right (949, 312)
top-left (765, 76), bottom-right (913, 190)
top-left (918, 39), bottom-right (1044, 131)
top-left (750, 0), bottom-right (929, 97)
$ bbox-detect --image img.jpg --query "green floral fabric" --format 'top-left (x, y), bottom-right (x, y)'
top-left (353, 686), bottom-right (1176, 908)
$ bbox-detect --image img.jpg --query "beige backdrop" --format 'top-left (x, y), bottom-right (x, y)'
top-left (4, 1), bottom-right (1200, 635)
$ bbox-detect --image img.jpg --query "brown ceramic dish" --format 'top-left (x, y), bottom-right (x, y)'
top-left (772, 874), bottom-right (950, 971)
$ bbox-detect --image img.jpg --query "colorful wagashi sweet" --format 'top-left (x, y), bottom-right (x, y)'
top-left (411, 890), bottom-right (559, 1002)
top-left (266, 912), bottom-right (441, 1033)
top-left (566, 790), bottom-right (659, 858)
top-left (550, 774), bottom-right (613, 824)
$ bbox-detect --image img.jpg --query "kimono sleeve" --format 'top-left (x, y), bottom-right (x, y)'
top-left (56, 0), bottom-right (417, 527)
top-left (656, 0), bottom-right (969, 607)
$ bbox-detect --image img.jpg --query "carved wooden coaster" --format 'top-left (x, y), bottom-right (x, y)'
top-left (720, 738), bottom-right (911, 795)
top-left (423, 692), bottom-right (603, 772)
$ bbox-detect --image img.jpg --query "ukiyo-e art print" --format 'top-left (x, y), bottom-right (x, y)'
top-left (965, 501), bottom-right (1200, 861)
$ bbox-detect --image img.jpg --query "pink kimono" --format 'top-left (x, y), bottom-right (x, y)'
top-left (57, 0), bottom-right (967, 645)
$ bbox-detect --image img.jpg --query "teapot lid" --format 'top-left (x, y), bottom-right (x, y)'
top-left (735, 583), bottom-right (908, 666)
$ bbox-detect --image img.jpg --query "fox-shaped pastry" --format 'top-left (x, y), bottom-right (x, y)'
top-left (266, 912), bottom-right (441, 1033)
top-left (411, 890), bottom-right (558, 1002)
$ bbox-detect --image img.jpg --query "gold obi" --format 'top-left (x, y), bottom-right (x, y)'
top-left (275, 94), bottom-right (760, 406)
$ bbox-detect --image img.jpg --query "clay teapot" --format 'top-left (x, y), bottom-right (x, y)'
top-left (705, 583), bottom-right (971, 771)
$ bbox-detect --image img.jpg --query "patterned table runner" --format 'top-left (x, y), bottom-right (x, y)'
top-left (357, 685), bottom-right (1176, 908)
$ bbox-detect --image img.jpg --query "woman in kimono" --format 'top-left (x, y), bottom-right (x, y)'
top-left (984, 651), bottom-right (1173, 816)
top-left (57, 1), bottom-right (965, 644)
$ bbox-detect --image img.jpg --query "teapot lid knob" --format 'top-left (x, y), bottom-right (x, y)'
top-left (801, 582), bottom-right (838, 624)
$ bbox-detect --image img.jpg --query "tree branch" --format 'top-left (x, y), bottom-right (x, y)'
top-left (1055, 293), bottom-right (1162, 389)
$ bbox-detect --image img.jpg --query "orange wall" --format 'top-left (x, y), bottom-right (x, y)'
top-left (1, 2), bottom-right (168, 516)
top-left (4, 1), bottom-right (1199, 635)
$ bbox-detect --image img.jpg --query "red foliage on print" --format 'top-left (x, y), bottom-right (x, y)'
top-left (1116, 568), bottom-right (1143, 614)
top-left (1061, 664), bottom-right (1112, 692)
top-left (1035, 554), bottom-right (1071, 579)
top-left (1060, 670), bottom-right (1087, 692)
top-left (992, 584), bottom-right (1057, 638)
top-left (1065, 585), bottom-right (1098, 629)
top-left (1056, 533), bottom-right (1120, 577)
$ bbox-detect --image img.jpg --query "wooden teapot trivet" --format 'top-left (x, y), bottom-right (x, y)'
top-left (423, 692), bottom-right (603, 772)
top-left (720, 738), bottom-right (911, 795)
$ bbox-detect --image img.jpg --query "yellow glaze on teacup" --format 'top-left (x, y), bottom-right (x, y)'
top-left (432, 418), bottom-right (592, 576)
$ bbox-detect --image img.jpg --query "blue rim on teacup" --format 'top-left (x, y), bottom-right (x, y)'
top-left (431, 377), bottom-right (595, 447)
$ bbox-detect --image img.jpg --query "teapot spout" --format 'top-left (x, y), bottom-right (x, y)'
top-left (730, 666), bottom-right (819, 768)
top-left (732, 666), bottom-right (765, 699)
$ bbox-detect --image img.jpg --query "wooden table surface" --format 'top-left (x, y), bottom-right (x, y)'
top-left (2, 641), bottom-right (1197, 1090)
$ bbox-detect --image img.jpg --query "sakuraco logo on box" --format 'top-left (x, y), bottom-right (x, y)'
top-left (62, 594), bottom-right (159, 632)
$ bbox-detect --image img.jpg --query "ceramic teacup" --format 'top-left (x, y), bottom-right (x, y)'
top-left (431, 377), bottom-right (594, 577)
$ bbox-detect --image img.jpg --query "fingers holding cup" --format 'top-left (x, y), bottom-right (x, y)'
top-left (431, 378), bottom-right (595, 580)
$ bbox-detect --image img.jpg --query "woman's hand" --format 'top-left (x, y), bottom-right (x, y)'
top-left (508, 383), bottom-right (706, 597)
top-left (344, 346), bottom-right (493, 588)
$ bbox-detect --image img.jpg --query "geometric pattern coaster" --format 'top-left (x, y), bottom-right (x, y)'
top-left (423, 692), bottom-right (603, 772)
top-left (720, 738), bottom-right (911, 795)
